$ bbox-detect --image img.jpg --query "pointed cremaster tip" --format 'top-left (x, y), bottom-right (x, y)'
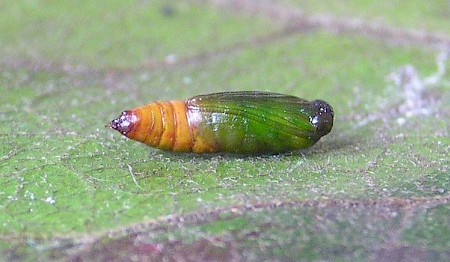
top-left (110, 110), bottom-right (137, 135)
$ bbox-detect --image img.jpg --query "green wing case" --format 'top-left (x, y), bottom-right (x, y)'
top-left (187, 91), bottom-right (333, 154)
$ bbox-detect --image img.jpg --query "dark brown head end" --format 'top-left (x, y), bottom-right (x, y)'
top-left (310, 100), bottom-right (334, 137)
top-left (110, 111), bottom-right (137, 135)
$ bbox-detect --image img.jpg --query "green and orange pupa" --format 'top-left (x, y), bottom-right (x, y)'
top-left (110, 91), bottom-right (334, 154)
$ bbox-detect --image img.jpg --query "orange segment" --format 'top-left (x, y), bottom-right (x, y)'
top-left (156, 101), bottom-right (176, 151)
top-left (170, 101), bottom-right (193, 152)
top-left (143, 103), bottom-right (163, 147)
top-left (127, 106), bottom-right (150, 143)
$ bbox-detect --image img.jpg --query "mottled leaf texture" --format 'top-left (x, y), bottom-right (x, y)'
top-left (0, 0), bottom-right (449, 261)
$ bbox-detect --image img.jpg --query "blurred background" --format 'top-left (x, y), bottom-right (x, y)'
top-left (1, 1), bottom-right (449, 260)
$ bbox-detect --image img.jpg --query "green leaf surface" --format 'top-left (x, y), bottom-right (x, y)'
top-left (1, 0), bottom-right (449, 260)
top-left (284, 0), bottom-right (450, 34)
